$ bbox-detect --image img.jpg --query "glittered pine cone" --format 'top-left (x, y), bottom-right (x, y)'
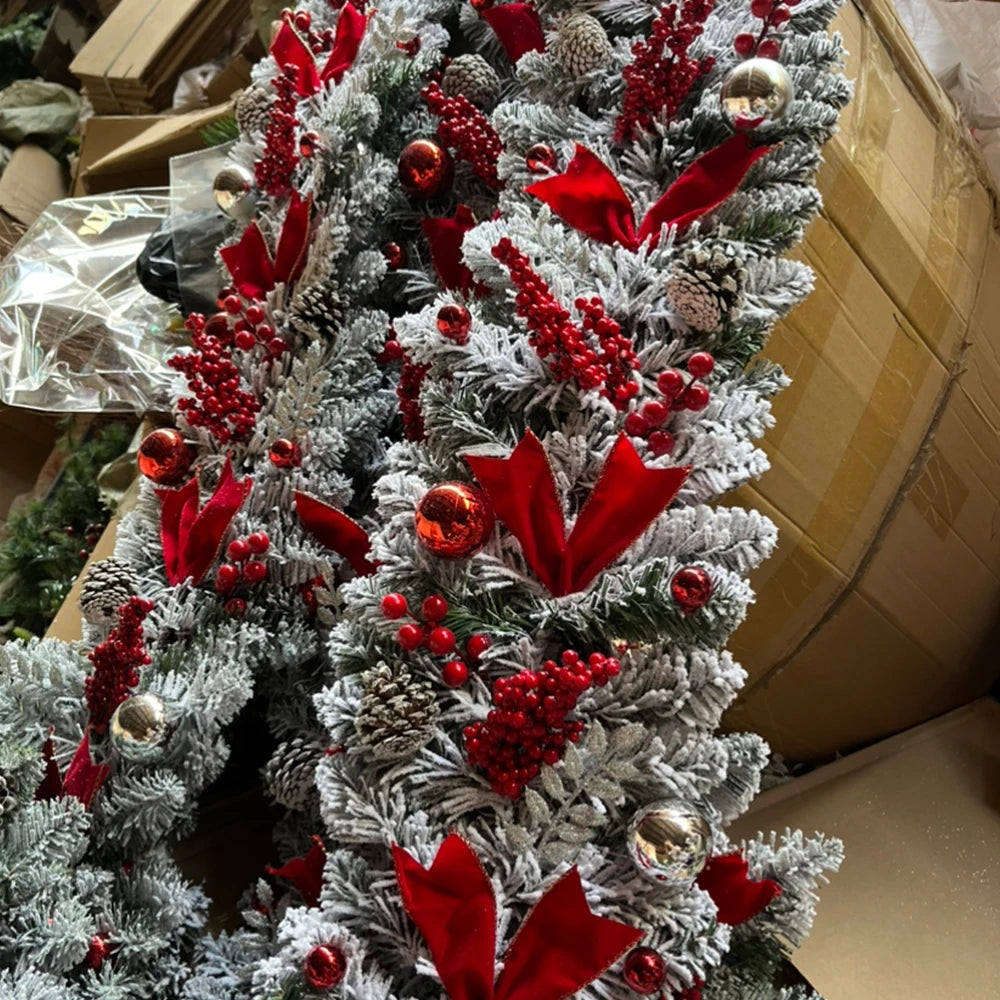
top-left (666, 246), bottom-right (747, 333)
top-left (355, 663), bottom-right (438, 761)
top-left (442, 54), bottom-right (502, 111)
top-left (263, 737), bottom-right (324, 811)
top-left (79, 557), bottom-right (136, 628)
top-left (552, 14), bottom-right (613, 78)
top-left (235, 84), bottom-right (275, 137)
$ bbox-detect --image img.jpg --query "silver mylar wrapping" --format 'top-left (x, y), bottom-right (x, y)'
top-left (0, 189), bottom-right (186, 412)
top-left (719, 57), bottom-right (794, 131)
top-left (628, 800), bottom-right (712, 885)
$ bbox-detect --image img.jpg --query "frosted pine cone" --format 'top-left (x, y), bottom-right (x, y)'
top-left (291, 281), bottom-right (345, 339)
top-left (442, 55), bottom-right (502, 111)
top-left (355, 663), bottom-right (438, 761)
top-left (235, 85), bottom-right (274, 136)
top-left (79, 557), bottom-right (136, 627)
top-left (264, 738), bottom-right (323, 811)
top-left (666, 247), bottom-right (747, 332)
top-left (553, 14), bottom-right (612, 78)
top-left (0, 773), bottom-right (16, 820)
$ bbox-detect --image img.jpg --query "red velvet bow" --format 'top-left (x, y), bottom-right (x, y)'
top-left (220, 191), bottom-right (313, 300)
top-left (481, 3), bottom-right (546, 62)
top-left (266, 834), bottom-right (327, 907)
top-left (394, 835), bottom-right (642, 1000)
top-left (466, 432), bottom-right (690, 596)
top-left (526, 135), bottom-right (774, 250)
top-left (696, 853), bottom-right (782, 925)
top-left (156, 457), bottom-right (251, 586)
top-left (270, 3), bottom-right (367, 96)
top-left (36, 731), bottom-right (109, 809)
top-left (294, 490), bottom-right (377, 576)
top-left (422, 205), bottom-right (484, 296)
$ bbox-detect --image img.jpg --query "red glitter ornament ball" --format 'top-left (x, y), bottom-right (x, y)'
top-left (303, 943), bottom-right (347, 990)
top-left (299, 131), bottom-right (320, 157)
top-left (622, 946), bottom-right (666, 995)
top-left (398, 139), bottom-right (454, 198)
top-left (414, 482), bottom-right (494, 559)
top-left (383, 242), bottom-right (407, 270)
top-left (137, 429), bottom-right (192, 485)
top-left (85, 934), bottom-right (111, 971)
top-left (436, 303), bottom-right (472, 344)
top-left (671, 566), bottom-right (713, 613)
top-left (526, 142), bottom-right (558, 174)
top-left (269, 437), bottom-right (303, 468)
top-left (442, 660), bottom-right (469, 687)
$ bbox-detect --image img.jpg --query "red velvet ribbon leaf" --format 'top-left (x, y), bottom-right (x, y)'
top-left (422, 206), bottom-right (478, 294)
top-left (696, 852), bottom-right (782, 926)
top-left (266, 835), bottom-right (327, 907)
top-left (526, 145), bottom-right (638, 249)
top-left (294, 491), bottom-right (377, 576)
top-left (494, 866), bottom-right (643, 1000)
top-left (270, 21), bottom-right (322, 96)
top-left (393, 836), bottom-right (497, 1000)
top-left (481, 3), bottom-right (546, 62)
top-left (62, 731), bottom-right (110, 808)
top-left (321, 2), bottom-right (367, 84)
top-left (35, 735), bottom-right (62, 801)
top-left (563, 435), bottom-right (690, 593)
top-left (466, 431), bottom-right (566, 595)
top-left (637, 134), bottom-right (774, 245)
top-left (156, 475), bottom-right (201, 586)
top-left (219, 222), bottom-right (277, 300)
top-left (273, 191), bottom-right (313, 289)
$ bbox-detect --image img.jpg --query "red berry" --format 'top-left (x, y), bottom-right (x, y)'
top-left (381, 593), bottom-right (409, 619)
top-left (225, 598), bottom-right (247, 617)
top-left (684, 384), bottom-right (711, 411)
top-left (442, 660), bottom-right (469, 687)
top-left (624, 413), bottom-right (649, 438)
top-left (421, 595), bottom-right (449, 622)
top-left (257, 323), bottom-right (275, 341)
top-left (641, 400), bottom-right (669, 427)
top-left (245, 305), bottom-right (265, 326)
top-left (647, 430), bottom-right (675, 456)
top-left (267, 337), bottom-right (288, 357)
top-left (223, 295), bottom-right (242, 315)
top-left (657, 369), bottom-right (686, 399)
top-left (294, 9), bottom-right (311, 29)
top-left (217, 286), bottom-right (237, 307)
top-left (228, 539), bottom-right (251, 562)
top-left (234, 330), bottom-right (256, 351)
top-left (734, 32), bottom-right (756, 55)
top-left (467, 634), bottom-right (492, 659)
top-left (757, 38), bottom-right (781, 58)
top-left (215, 563), bottom-right (240, 593)
top-left (381, 339), bottom-right (405, 362)
top-left (427, 627), bottom-right (456, 655)
top-left (243, 560), bottom-right (268, 585)
top-left (247, 532), bottom-right (270, 554)
top-left (750, 0), bottom-right (773, 16)
top-left (397, 623), bottom-right (425, 650)
top-left (770, 6), bottom-right (790, 23)
top-left (687, 352), bottom-right (715, 378)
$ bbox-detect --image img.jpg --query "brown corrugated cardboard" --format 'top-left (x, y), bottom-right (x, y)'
top-left (724, 0), bottom-right (1000, 759)
top-left (72, 114), bottom-right (161, 195)
top-left (0, 143), bottom-right (70, 226)
top-left (0, 405), bottom-right (60, 525)
top-left (730, 699), bottom-right (1000, 1000)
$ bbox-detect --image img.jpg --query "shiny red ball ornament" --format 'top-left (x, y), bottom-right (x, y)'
top-left (398, 139), bottom-right (454, 198)
top-left (657, 369), bottom-right (686, 399)
top-left (671, 566), bottom-right (713, 613)
top-left (622, 946), bottom-right (667, 995)
top-left (381, 593), bottom-right (409, 619)
top-left (757, 38), bottom-right (781, 59)
top-left (85, 934), bottom-right (111, 971)
top-left (526, 142), bottom-right (558, 174)
top-left (227, 539), bottom-right (251, 562)
top-left (683, 384), bottom-right (711, 411)
top-left (414, 482), bottom-right (495, 559)
top-left (421, 594), bottom-right (449, 622)
top-left (215, 563), bottom-right (240, 593)
top-left (397, 623), bottom-right (425, 650)
top-left (243, 560), bottom-right (268, 585)
top-left (442, 659), bottom-right (469, 687)
top-left (383, 242), bottom-right (407, 269)
top-left (225, 597), bottom-right (247, 617)
top-left (466, 633), bottom-right (491, 659)
top-left (138, 429), bottom-right (192, 485)
top-left (427, 626), bottom-right (456, 655)
top-left (436, 304), bottom-right (472, 344)
top-left (303, 943), bottom-right (347, 990)
top-left (269, 437), bottom-right (302, 468)
top-left (248, 531), bottom-right (270, 554)
top-left (299, 131), bottom-right (321, 157)
top-left (687, 352), bottom-right (715, 378)
top-left (647, 430), bottom-right (675, 457)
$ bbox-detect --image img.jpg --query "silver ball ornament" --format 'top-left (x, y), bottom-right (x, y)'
top-left (213, 164), bottom-right (255, 219)
top-left (110, 693), bottom-right (168, 763)
top-left (719, 58), bottom-right (794, 131)
top-left (628, 800), bottom-right (712, 884)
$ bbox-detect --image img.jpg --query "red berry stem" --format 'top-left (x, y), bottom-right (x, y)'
top-left (422, 82), bottom-right (504, 190)
top-left (256, 71), bottom-right (301, 198)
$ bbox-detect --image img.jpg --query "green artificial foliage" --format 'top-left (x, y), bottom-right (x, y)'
top-left (201, 115), bottom-right (240, 148)
top-left (0, 9), bottom-right (50, 92)
top-left (0, 420), bottom-right (132, 638)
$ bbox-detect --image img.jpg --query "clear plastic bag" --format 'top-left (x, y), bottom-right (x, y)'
top-left (0, 189), bottom-right (188, 412)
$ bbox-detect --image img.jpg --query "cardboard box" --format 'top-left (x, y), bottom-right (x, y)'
top-left (0, 405), bottom-right (61, 525)
top-left (730, 698), bottom-right (1000, 1000)
top-left (724, 0), bottom-right (1000, 760)
top-left (0, 142), bottom-right (70, 255)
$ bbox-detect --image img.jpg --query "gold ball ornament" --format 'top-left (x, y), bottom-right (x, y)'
top-left (719, 57), bottom-right (794, 131)
top-left (628, 800), bottom-right (712, 884)
top-left (213, 163), bottom-right (255, 219)
top-left (110, 693), bottom-right (168, 763)
top-left (398, 139), bottom-right (455, 199)
top-left (414, 482), bottom-right (495, 559)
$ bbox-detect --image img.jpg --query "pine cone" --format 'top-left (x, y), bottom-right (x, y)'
top-left (666, 247), bottom-right (747, 333)
top-left (79, 557), bottom-right (136, 628)
top-left (355, 663), bottom-right (438, 761)
top-left (291, 281), bottom-right (345, 339)
top-left (442, 55), bottom-right (502, 111)
top-left (553, 14), bottom-right (612, 78)
top-left (264, 738), bottom-right (324, 811)
top-left (0, 773), bottom-right (16, 820)
top-left (235, 84), bottom-right (275, 137)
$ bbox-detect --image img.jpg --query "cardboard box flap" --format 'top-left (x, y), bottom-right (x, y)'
top-left (0, 143), bottom-right (69, 227)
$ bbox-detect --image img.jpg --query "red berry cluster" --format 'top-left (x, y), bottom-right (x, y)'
top-left (381, 592), bottom-right (492, 688)
top-left (209, 289), bottom-right (288, 356)
top-left (465, 650), bottom-right (621, 799)
top-left (616, 0), bottom-right (716, 144)
top-left (624, 352), bottom-right (715, 455)
top-left (256, 71), bottom-right (301, 198)
top-left (85, 597), bottom-right (154, 733)
top-left (398, 354), bottom-right (430, 441)
top-left (280, 6), bottom-right (338, 56)
top-left (422, 82), bottom-right (504, 191)
top-left (215, 532), bottom-right (270, 599)
top-left (170, 317), bottom-right (262, 446)
top-left (734, 0), bottom-right (797, 58)
top-left (492, 239), bottom-right (641, 408)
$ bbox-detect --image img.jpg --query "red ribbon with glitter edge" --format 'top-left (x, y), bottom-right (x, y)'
top-left (527, 135), bottom-right (774, 250)
top-left (481, 3), bottom-right (546, 63)
top-left (393, 834), bottom-right (643, 1000)
top-left (293, 491), bottom-right (378, 576)
top-left (270, 3), bottom-right (367, 96)
top-left (466, 431), bottom-right (690, 596)
top-left (36, 730), bottom-right (109, 808)
top-left (266, 835), bottom-right (327, 907)
top-left (696, 853), bottom-right (782, 925)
